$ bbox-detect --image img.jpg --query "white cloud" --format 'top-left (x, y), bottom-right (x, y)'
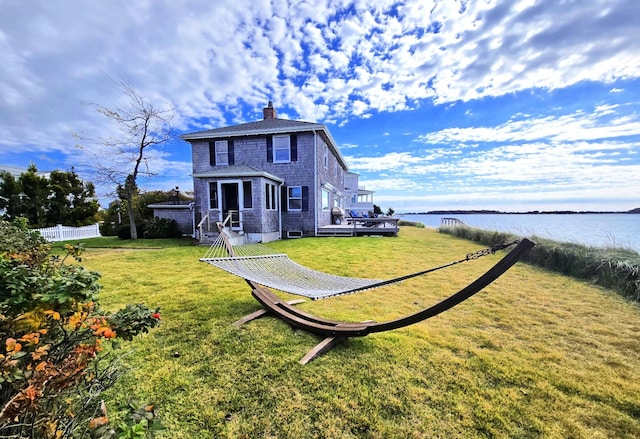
top-left (2, 0), bottom-right (639, 152)
top-left (346, 151), bottom-right (432, 172)
top-left (0, 0), bottom-right (639, 211)
top-left (419, 108), bottom-right (640, 144)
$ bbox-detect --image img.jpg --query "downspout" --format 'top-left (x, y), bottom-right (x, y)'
top-left (313, 130), bottom-right (318, 236)
top-left (189, 202), bottom-right (195, 238)
top-left (278, 181), bottom-right (284, 239)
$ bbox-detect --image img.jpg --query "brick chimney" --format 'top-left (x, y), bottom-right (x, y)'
top-left (263, 101), bottom-right (277, 120)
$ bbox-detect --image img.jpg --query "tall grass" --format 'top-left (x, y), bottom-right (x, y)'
top-left (440, 225), bottom-right (640, 301)
top-left (397, 219), bottom-right (425, 228)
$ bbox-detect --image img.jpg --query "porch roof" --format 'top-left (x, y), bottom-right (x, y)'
top-left (192, 164), bottom-right (283, 183)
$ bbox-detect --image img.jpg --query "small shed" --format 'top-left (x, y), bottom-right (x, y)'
top-left (148, 201), bottom-right (196, 236)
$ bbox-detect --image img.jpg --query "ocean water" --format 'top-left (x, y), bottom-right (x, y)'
top-left (399, 213), bottom-right (640, 253)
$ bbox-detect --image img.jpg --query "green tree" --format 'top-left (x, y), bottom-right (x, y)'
top-left (17, 165), bottom-right (49, 227)
top-left (0, 172), bottom-right (22, 220)
top-left (47, 169), bottom-right (100, 226)
top-left (0, 166), bottom-right (99, 227)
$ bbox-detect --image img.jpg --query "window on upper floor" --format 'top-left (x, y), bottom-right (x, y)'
top-left (215, 141), bottom-right (228, 165)
top-left (267, 134), bottom-right (297, 163)
top-left (324, 147), bottom-right (328, 169)
top-left (273, 135), bottom-right (290, 163)
top-left (209, 140), bottom-right (234, 166)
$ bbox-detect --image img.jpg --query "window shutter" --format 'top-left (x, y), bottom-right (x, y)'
top-left (302, 185), bottom-right (309, 211)
top-left (291, 134), bottom-right (297, 161)
top-left (228, 140), bottom-right (235, 165)
top-left (281, 185), bottom-right (287, 212)
top-left (209, 142), bottom-right (216, 166)
top-left (267, 137), bottom-right (273, 163)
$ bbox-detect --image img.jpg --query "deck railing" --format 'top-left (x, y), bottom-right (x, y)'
top-left (197, 212), bottom-right (210, 243)
top-left (440, 217), bottom-right (466, 227)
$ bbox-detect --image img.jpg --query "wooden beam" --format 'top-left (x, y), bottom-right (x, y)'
top-left (232, 299), bottom-right (306, 326)
top-left (299, 337), bottom-right (345, 365)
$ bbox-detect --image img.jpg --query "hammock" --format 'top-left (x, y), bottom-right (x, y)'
top-left (200, 225), bottom-right (535, 363)
top-left (200, 231), bottom-right (519, 299)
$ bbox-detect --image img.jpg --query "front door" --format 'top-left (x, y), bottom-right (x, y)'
top-left (221, 182), bottom-right (242, 230)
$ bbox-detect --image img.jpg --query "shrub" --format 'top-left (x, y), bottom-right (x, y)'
top-left (116, 223), bottom-right (145, 240)
top-left (0, 219), bottom-right (162, 438)
top-left (100, 221), bottom-right (119, 237)
top-left (397, 220), bottom-right (425, 228)
top-left (0, 218), bottom-right (50, 267)
top-left (143, 218), bottom-right (181, 239)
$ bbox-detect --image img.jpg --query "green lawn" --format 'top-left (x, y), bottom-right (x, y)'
top-left (78, 227), bottom-right (640, 438)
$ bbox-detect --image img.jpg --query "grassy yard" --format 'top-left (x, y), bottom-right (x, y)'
top-left (75, 227), bottom-right (640, 438)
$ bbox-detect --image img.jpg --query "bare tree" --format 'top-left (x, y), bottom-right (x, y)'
top-left (76, 80), bottom-right (174, 239)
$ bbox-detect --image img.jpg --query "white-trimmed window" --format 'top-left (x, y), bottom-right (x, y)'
top-left (243, 181), bottom-right (252, 208)
top-left (265, 183), bottom-right (277, 210)
top-left (322, 189), bottom-right (330, 210)
top-left (288, 186), bottom-right (302, 211)
top-left (215, 140), bottom-right (229, 166)
top-left (273, 135), bottom-right (291, 163)
top-left (323, 147), bottom-right (328, 168)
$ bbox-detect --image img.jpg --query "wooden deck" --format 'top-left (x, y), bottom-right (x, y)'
top-left (318, 217), bottom-right (400, 237)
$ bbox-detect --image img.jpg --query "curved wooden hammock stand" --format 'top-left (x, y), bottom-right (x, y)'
top-left (206, 224), bottom-right (535, 364)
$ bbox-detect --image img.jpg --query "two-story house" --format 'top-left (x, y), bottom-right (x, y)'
top-left (178, 102), bottom-right (360, 243)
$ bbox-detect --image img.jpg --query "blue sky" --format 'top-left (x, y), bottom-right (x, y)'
top-left (1, 0), bottom-right (639, 212)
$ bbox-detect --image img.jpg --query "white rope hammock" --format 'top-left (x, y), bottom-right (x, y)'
top-left (200, 233), bottom-right (382, 299)
top-left (200, 231), bottom-right (517, 300)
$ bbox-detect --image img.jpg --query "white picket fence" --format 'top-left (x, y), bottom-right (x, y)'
top-left (36, 223), bottom-right (101, 242)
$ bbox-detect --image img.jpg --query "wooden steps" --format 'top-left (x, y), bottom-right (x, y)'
top-left (316, 228), bottom-right (354, 237)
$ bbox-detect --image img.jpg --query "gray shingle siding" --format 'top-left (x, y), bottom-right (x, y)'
top-left (183, 114), bottom-right (352, 241)
top-left (149, 205), bottom-right (194, 235)
top-left (315, 135), bottom-right (345, 228)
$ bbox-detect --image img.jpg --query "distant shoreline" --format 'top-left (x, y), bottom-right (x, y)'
top-left (400, 208), bottom-right (640, 215)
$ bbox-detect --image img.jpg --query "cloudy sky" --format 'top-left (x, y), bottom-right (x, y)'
top-left (1, 0), bottom-right (639, 212)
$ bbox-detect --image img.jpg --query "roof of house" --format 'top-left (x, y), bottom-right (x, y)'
top-left (147, 201), bottom-right (194, 209)
top-left (192, 164), bottom-right (284, 182)
top-left (180, 118), bottom-right (324, 139)
top-left (180, 116), bottom-right (348, 170)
